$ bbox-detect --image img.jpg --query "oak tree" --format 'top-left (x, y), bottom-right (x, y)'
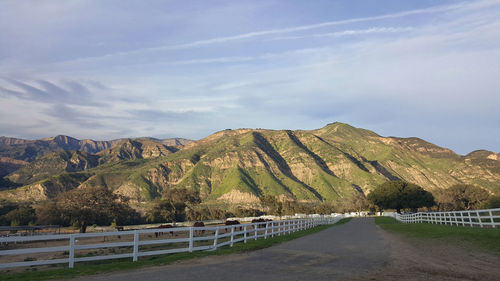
top-left (367, 181), bottom-right (434, 213)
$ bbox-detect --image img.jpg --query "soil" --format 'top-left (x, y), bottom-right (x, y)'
top-left (69, 218), bottom-right (500, 281)
top-left (363, 229), bottom-right (500, 281)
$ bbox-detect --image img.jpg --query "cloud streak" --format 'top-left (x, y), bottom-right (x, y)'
top-left (51, 0), bottom-right (497, 65)
top-left (0, 0), bottom-right (499, 154)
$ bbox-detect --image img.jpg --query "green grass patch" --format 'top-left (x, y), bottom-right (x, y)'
top-left (375, 217), bottom-right (500, 255)
top-left (0, 218), bottom-right (351, 281)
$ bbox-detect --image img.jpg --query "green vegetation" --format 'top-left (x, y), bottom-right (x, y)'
top-left (1, 123), bottom-right (500, 215)
top-left (36, 187), bottom-right (141, 233)
top-left (434, 184), bottom-right (491, 211)
top-left (483, 195), bottom-right (500, 209)
top-left (375, 217), bottom-right (500, 254)
top-left (0, 219), bottom-right (351, 281)
top-left (368, 181), bottom-right (434, 213)
top-left (6, 151), bottom-right (99, 186)
top-left (146, 188), bottom-right (201, 223)
top-left (0, 200), bottom-right (36, 226)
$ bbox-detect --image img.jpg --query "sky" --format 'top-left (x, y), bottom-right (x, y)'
top-left (0, 0), bottom-right (499, 155)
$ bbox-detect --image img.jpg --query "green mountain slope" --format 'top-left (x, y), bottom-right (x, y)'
top-left (3, 139), bottom-right (179, 187)
top-left (0, 135), bottom-right (192, 162)
top-left (1, 123), bottom-right (499, 206)
top-left (0, 157), bottom-right (27, 178)
top-left (5, 151), bottom-right (99, 186)
top-left (97, 139), bottom-right (177, 164)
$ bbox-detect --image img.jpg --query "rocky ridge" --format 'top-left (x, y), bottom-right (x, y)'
top-left (0, 123), bottom-right (498, 207)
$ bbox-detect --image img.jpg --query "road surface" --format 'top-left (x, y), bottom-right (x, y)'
top-left (72, 218), bottom-right (388, 281)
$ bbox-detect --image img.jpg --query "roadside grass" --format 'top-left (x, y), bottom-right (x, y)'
top-left (375, 217), bottom-right (500, 255)
top-left (0, 218), bottom-right (351, 281)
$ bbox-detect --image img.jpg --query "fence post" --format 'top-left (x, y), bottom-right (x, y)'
top-left (230, 227), bottom-right (234, 247)
top-left (244, 225), bottom-right (247, 243)
top-left (468, 211), bottom-right (473, 227)
top-left (271, 221), bottom-right (275, 237)
top-left (264, 222), bottom-right (269, 239)
top-left (69, 234), bottom-right (75, 268)
top-left (189, 227), bottom-right (194, 252)
top-left (213, 227), bottom-right (219, 250)
top-left (254, 224), bottom-right (258, 240)
top-left (477, 211), bottom-right (483, 228)
top-left (460, 212), bottom-right (465, 226)
top-left (489, 210), bottom-right (495, 228)
top-left (133, 230), bottom-right (139, 262)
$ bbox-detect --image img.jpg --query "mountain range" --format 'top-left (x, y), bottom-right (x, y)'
top-left (0, 123), bottom-right (498, 207)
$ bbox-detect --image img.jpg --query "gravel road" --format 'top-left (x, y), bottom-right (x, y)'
top-left (71, 218), bottom-right (388, 281)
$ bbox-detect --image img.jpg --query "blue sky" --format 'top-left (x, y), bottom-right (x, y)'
top-left (0, 0), bottom-right (499, 154)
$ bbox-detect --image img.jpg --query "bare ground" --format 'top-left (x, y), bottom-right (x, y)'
top-left (68, 219), bottom-right (500, 281)
top-left (363, 228), bottom-right (500, 281)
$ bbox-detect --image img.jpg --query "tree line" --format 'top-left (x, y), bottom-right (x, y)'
top-left (367, 181), bottom-right (499, 213)
top-left (0, 181), bottom-right (498, 232)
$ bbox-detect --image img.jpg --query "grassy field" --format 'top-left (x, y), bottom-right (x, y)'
top-left (0, 218), bottom-right (351, 281)
top-left (375, 217), bottom-right (500, 255)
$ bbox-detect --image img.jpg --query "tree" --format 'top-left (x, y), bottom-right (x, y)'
top-left (0, 200), bottom-right (36, 226)
top-left (35, 201), bottom-right (65, 226)
top-left (0, 199), bottom-right (20, 226)
top-left (146, 200), bottom-right (175, 223)
top-left (54, 187), bottom-right (139, 233)
top-left (482, 195), bottom-right (500, 209)
top-left (367, 181), bottom-right (435, 213)
top-left (339, 193), bottom-right (370, 213)
top-left (147, 188), bottom-right (201, 223)
top-left (260, 195), bottom-right (284, 216)
top-left (435, 184), bottom-right (490, 211)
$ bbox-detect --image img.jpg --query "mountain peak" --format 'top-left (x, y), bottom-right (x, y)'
top-left (313, 122), bottom-right (380, 138)
top-left (466, 150), bottom-right (500, 161)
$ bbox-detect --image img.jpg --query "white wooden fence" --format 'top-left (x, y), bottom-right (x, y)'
top-left (391, 208), bottom-right (500, 228)
top-left (0, 216), bottom-right (343, 269)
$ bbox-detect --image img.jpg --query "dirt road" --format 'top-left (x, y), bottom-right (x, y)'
top-left (72, 218), bottom-right (388, 281)
top-left (70, 218), bottom-right (500, 281)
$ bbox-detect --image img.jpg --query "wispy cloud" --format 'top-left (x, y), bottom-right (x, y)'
top-left (269, 26), bottom-right (415, 41)
top-left (51, 0), bottom-right (495, 65)
top-left (0, 78), bottom-right (101, 106)
top-left (1, 0), bottom-right (500, 153)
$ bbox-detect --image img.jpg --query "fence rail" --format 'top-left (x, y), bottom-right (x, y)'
top-left (390, 208), bottom-right (500, 228)
top-left (0, 216), bottom-right (343, 269)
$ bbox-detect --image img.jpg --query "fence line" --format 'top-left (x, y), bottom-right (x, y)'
top-left (0, 216), bottom-right (343, 269)
top-left (389, 208), bottom-right (500, 228)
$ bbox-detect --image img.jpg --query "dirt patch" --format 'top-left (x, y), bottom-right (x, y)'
top-left (363, 228), bottom-right (500, 281)
top-left (217, 189), bottom-right (260, 204)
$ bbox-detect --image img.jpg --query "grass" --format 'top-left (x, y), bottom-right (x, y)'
top-left (375, 217), bottom-right (500, 255)
top-left (0, 218), bottom-right (351, 281)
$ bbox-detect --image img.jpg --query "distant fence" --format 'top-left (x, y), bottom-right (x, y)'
top-left (389, 208), bottom-right (500, 228)
top-left (0, 216), bottom-right (343, 269)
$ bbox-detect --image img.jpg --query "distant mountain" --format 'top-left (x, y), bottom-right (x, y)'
top-left (465, 150), bottom-right (500, 161)
top-left (97, 139), bottom-right (177, 164)
top-left (3, 139), bottom-right (182, 187)
top-left (1, 123), bottom-right (497, 205)
top-left (0, 157), bottom-right (28, 177)
top-left (0, 135), bottom-right (116, 162)
top-left (0, 135), bottom-right (192, 163)
top-left (5, 151), bottom-right (99, 186)
top-left (160, 138), bottom-right (193, 147)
